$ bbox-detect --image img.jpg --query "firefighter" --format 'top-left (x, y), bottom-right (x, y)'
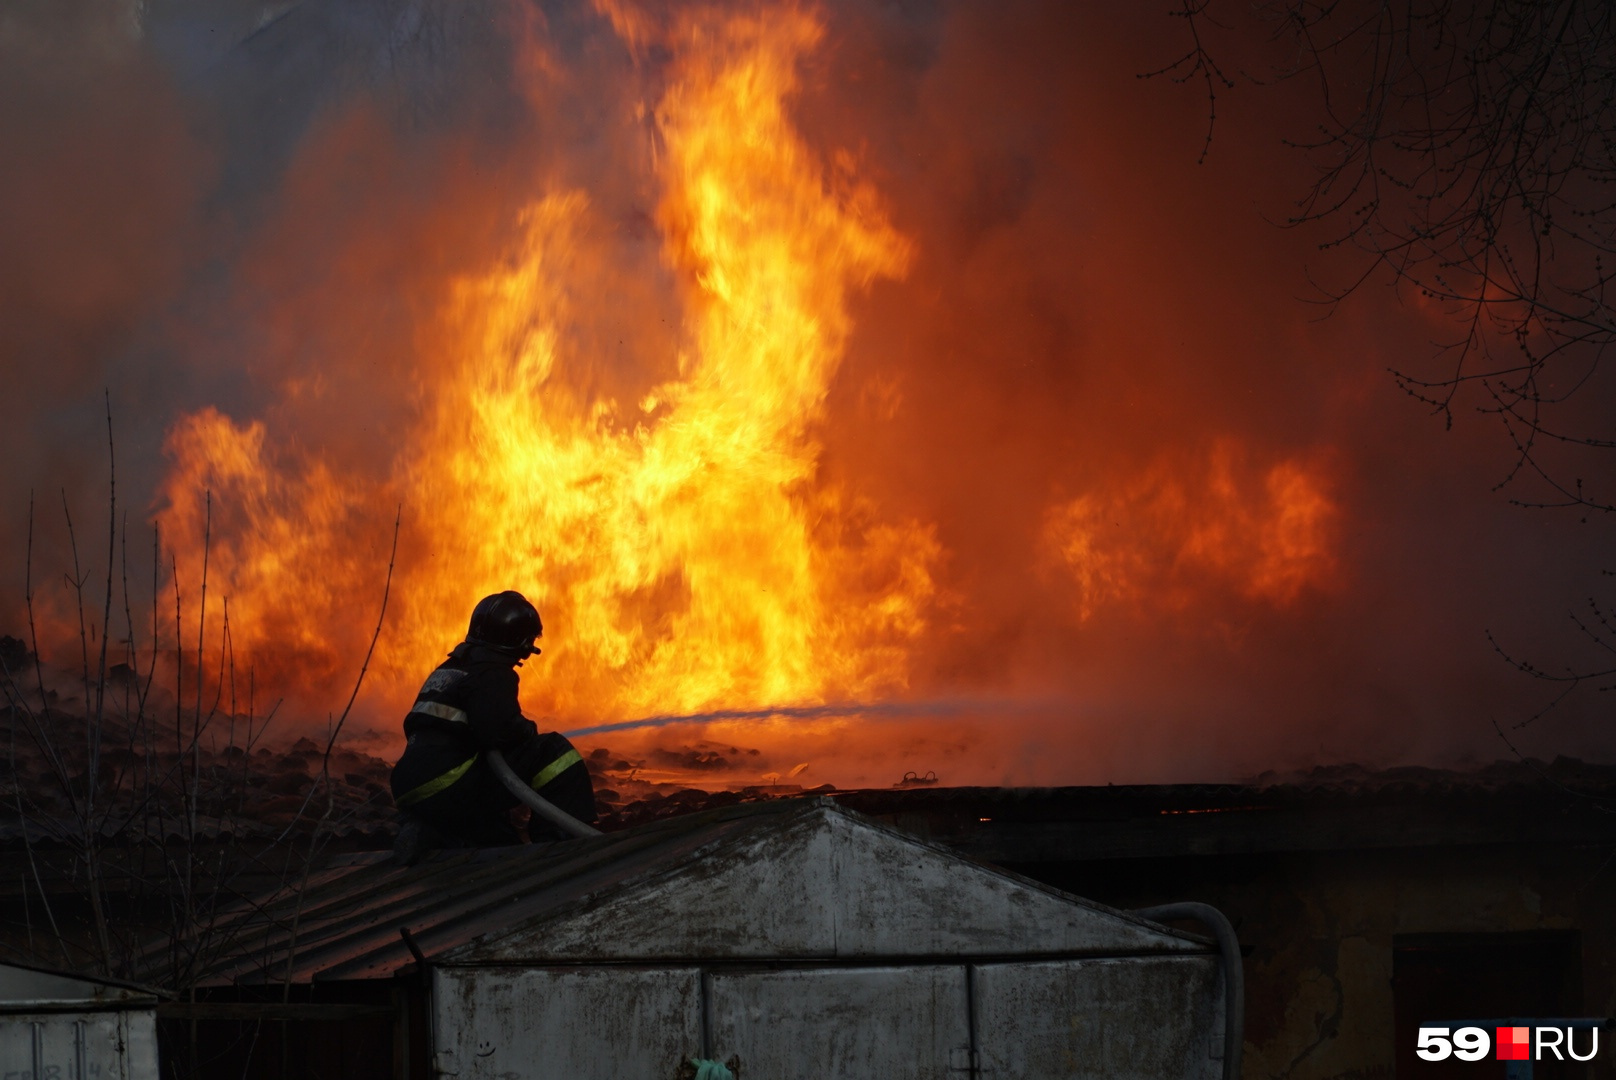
top-left (390, 591), bottom-right (596, 861)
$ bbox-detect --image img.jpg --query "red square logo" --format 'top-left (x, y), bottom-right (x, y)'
top-left (1497, 1026), bottom-right (1531, 1061)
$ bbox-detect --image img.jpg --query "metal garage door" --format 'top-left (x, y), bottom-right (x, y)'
top-left (432, 954), bottom-right (1222, 1079)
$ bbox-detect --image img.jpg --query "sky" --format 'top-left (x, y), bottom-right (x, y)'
top-left (3, 0), bottom-right (1612, 788)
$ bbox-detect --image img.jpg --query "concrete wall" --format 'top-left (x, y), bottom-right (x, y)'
top-left (1026, 844), bottom-right (1615, 1079)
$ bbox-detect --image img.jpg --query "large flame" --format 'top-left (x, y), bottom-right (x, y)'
top-left (22, 0), bottom-right (1608, 788)
top-left (152, 1), bottom-right (1346, 786)
top-left (159, 2), bottom-right (938, 735)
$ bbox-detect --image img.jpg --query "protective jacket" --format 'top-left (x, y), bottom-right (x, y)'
top-left (390, 641), bottom-right (596, 845)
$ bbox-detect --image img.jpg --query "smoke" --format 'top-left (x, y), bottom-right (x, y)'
top-left (0, 0), bottom-right (211, 603)
top-left (790, 0), bottom-right (1616, 778)
top-left (3, 0), bottom-right (1612, 786)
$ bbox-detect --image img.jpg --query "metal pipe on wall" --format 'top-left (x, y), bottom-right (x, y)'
top-left (1131, 902), bottom-right (1244, 1080)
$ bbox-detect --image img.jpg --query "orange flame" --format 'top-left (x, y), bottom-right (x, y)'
top-left (1042, 440), bottom-right (1339, 619)
top-left (158, 2), bottom-right (940, 732)
top-left (152, 3), bottom-right (1348, 788)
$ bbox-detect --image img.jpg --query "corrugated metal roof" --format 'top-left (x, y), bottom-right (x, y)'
top-left (153, 796), bottom-right (1205, 988)
top-left (152, 798), bottom-right (828, 987)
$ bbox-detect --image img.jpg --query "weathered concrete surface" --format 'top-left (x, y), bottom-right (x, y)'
top-left (461, 802), bottom-right (1206, 963)
top-left (433, 967), bottom-right (702, 1078)
top-left (974, 956), bottom-right (1224, 1078)
top-left (832, 763), bottom-right (1616, 1080)
top-left (423, 801), bottom-right (1228, 1079)
top-left (0, 963), bottom-right (160, 1080)
top-left (1010, 845), bottom-right (1615, 1079)
top-left (1240, 847), bottom-right (1608, 1080)
top-left (432, 958), bottom-right (1227, 1080)
top-left (708, 966), bottom-right (969, 1079)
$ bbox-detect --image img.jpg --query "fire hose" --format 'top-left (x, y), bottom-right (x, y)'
top-left (486, 748), bottom-right (602, 839)
top-left (1129, 902), bottom-right (1243, 1080)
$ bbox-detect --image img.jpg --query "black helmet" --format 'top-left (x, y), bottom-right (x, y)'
top-left (466, 591), bottom-right (542, 661)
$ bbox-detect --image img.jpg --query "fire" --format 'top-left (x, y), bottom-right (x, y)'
top-left (149, 2), bottom-right (1347, 786)
top-left (1042, 440), bottom-right (1339, 619)
top-left (157, 2), bottom-right (939, 731)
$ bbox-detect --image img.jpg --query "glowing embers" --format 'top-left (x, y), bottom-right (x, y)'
top-left (1042, 439), bottom-right (1339, 619)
